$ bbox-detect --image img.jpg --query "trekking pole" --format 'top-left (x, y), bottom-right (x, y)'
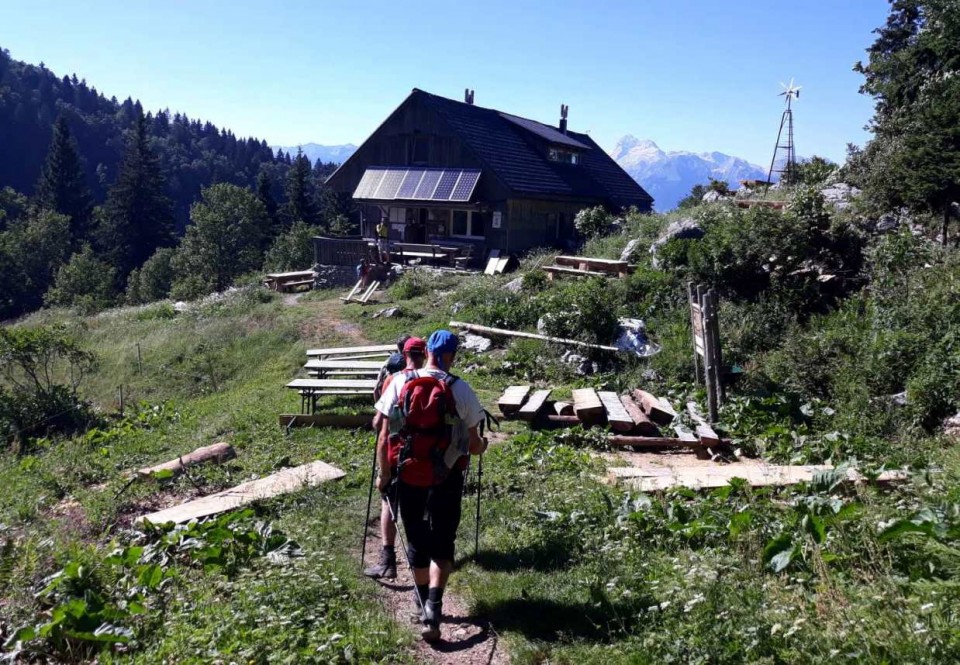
top-left (475, 453), bottom-right (482, 558)
top-left (384, 482), bottom-right (428, 619)
top-left (360, 434), bottom-right (378, 574)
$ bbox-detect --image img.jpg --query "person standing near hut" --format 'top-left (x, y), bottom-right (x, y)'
top-left (373, 330), bottom-right (487, 642)
top-left (376, 217), bottom-right (390, 261)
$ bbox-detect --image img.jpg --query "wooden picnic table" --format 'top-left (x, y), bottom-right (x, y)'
top-left (553, 255), bottom-right (630, 278)
top-left (306, 344), bottom-right (396, 360)
top-left (393, 243), bottom-right (460, 266)
top-left (264, 270), bottom-right (315, 292)
top-left (285, 378), bottom-right (378, 414)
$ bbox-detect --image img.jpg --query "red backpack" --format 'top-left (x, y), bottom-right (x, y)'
top-left (393, 371), bottom-right (460, 487)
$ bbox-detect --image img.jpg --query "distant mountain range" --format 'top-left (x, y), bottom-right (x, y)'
top-left (272, 142), bottom-right (357, 165)
top-left (609, 136), bottom-right (769, 211)
top-left (280, 136), bottom-right (767, 211)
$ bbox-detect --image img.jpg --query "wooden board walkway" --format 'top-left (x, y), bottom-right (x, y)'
top-left (598, 391), bottom-right (633, 432)
top-left (608, 463), bottom-right (909, 492)
top-left (138, 460), bottom-right (346, 524)
top-left (498, 385), bottom-right (531, 416)
top-left (518, 389), bottom-right (552, 421)
top-left (572, 388), bottom-right (604, 423)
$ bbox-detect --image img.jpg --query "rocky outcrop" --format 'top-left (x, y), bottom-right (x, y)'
top-left (819, 183), bottom-right (861, 211)
top-left (650, 218), bottom-right (705, 266)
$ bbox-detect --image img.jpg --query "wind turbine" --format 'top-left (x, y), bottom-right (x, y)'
top-left (767, 79), bottom-right (801, 184)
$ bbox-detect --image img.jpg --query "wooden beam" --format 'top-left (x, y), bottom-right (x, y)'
top-left (498, 385), bottom-right (531, 416)
top-left (607, 435), bottom-right (701, 449)
top-left (306, 344), bottom-right (396, 358)
top-left (673, 425), bottom-right (698, 442)
top-left (572, 388), bottom-right (605, 423)
top-left (620, 395), bottom-right (661, 436)
top-left (137, 460), bottom-right (346, 524)
top-left (279, 414), bottom-right (373, 429)
top-left (286, 378), bottom-right (377, 390)
top-left (449, 321), bottom-right (620, 352)
top-left (553, 401), bottom-right (574, 416)
top-left (518, 389), bottom-right (552, 421)
top-left (633, 389), bottom-right (677, 426)
top-left (696, 424), bottom-right (722, 447)
top-left (598, 391), bottom-right (633, 432)
top-left (532, 414), bottom-right (583, 430)
top-left (135, 442), bottom-right (236, 478)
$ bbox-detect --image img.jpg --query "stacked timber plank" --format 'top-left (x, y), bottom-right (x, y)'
top-left (495, 383), bottom-right (724, 451)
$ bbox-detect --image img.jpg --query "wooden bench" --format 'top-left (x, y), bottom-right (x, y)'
top-left (285, 378), bottom-right (378, 414)
top-left (264, 270), bottom-right (316, 292)
top-left (306, 344), bottom-right (396, 361)
top-left (542, 265), bottom-right (609, 280)
top-left (304, 359), bottom-right (385, 378)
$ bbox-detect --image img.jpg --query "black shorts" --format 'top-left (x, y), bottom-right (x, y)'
top-left (398, 470), bottom-right (465, 568)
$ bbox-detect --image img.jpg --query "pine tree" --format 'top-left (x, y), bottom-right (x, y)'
top-left (854, 0), bottom-right (960, 244)
top-left (281, 148), bottom-right (317, 227)
top-left (255, 169), bottom-right (279, 243)
top-left (35, 116), bottom-right (93, 242)
top-left (96, 110), bottom-right (175, 277)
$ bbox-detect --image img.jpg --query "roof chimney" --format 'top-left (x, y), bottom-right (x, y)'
top-left (464, 89), bottom-right (475, 105)
top-left (559, 104), bottom-right (568, 134)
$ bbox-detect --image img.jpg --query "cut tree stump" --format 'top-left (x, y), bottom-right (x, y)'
top-left (135, 442), bottom-right (235, 478)
top-left (553, 401), bottom-right (574, 416)
top-left (518, 389), bottom-right (552, 421)
top-left (572, 388), bottom-right (605, 424)
top-left (498, 386), bottom-right (531, 416)
top-left (137, 460), bottom-right (345, 524)
top-left (598, 391), bottom-right (634, 432)
top-left (620, 395), bottom-right (661, 436)
top-left (633, 389), bottom-right (677, 426)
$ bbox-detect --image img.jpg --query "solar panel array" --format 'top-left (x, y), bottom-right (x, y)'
top-left (352, 168), bottom-right (481, 202)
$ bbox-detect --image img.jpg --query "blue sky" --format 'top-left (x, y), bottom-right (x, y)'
top-left (2, 0), bottom-right (889, 165)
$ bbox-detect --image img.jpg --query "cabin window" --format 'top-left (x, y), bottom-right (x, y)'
top-left (451, 210), bottom-right (485, 238)
top-left (548, 147), bottom-right (580, 164)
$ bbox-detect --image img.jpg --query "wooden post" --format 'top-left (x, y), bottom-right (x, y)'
top-left (688, 282), bottom-right (700, 385)
top-left (118, 385), bottom-right (124, 416)
top-left (136, 342), bottom-right (143, 375)
top-left (709, 290), bottom-right (725, 404)
top-left (700, 287), bottom-right (718, 424)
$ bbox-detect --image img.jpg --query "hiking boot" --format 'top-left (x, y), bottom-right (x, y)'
top-left (420, 600), bottom-right (442, 642)
top-left (363, 549), bottom-right (396, 579)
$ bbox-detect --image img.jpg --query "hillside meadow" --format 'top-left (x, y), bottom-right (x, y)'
top-left (1, 192), bottom-right (959, 663)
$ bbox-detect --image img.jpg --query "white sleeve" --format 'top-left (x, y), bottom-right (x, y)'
top-left (452, 379), bottom-right (484, 429)
top-left (374, 374), bottom-right (404, 416)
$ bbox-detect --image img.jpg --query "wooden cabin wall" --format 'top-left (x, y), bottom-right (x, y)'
top-left (500, 199), bottom-right (589, 252)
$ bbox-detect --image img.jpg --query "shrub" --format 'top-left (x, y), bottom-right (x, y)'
top-left (574, 206), bottom-right (612, 238)
top-left (0, 324), bottom-right (97, 451)
top-left (43, 245), bottom-right (117, 314)
top-left (263, 220), bottom-right (322, 272)
top-left (539, 278), bottom-right (622, 344)
top-left (126, 247), bottom-right (175, 304)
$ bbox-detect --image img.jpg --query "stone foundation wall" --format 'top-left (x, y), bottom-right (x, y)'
top-left (313, 264), bottom-right (358, 288)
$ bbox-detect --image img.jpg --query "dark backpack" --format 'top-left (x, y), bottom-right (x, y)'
top-left (394, 371), bottom-right (459, 487)
top-left (374, 352), bottom-right (406, 401)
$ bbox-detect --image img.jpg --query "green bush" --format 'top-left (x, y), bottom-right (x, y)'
top-left (43, 245), bottom-right (117, 315)
top-left (539, 278), bottom-right (622, 344)
top-left (574, 206), bottom-right (612, 239)
top-left (263, 220), bottom-right (321, 272)
top-left (126, 247), bottom-right (175, 304)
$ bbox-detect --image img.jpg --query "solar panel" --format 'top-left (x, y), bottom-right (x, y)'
top-left (412, 170), bottom-right (442, 199)
top-left (373, 169), bottom-right (405, 200)
top-left (353, 169), bottom-right (385, 199)
top-left (432, 170), bottom-right (460, 200)
top-left (449, 170), bottom-right (480, 201)
top-left (395, 169), bottom-right (424, 199)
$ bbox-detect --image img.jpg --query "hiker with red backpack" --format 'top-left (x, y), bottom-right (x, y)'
top-left (373, 329), bottom-right (487, 642)
top-left (362, 336), bottom-right (427, 580)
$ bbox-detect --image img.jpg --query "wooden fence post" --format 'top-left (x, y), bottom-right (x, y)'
top-left (699, 287), bottom-right (718, 423)
top-left (688, 282), bottom-right (701, 385)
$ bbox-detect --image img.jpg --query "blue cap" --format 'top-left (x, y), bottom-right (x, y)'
top-left (427, 330), bottom-right (459, 355)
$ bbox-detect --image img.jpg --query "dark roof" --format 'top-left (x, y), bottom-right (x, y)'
top-left (416, 90), bottom-right (653, 209)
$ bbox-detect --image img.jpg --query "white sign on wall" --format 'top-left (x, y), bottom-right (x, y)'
top-left (492, 211), bottom-right (502, 229)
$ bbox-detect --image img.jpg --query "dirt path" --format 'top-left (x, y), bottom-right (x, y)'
top-left (362, 519), bottom-right (508, 665)
top-left (298, 297), bottom-right (507, 663)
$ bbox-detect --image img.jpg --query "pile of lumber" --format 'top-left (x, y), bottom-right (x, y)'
top-left (497, 384), bottom-right (726, 451)
top-left (340, 279), bottom-right (380, 304)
